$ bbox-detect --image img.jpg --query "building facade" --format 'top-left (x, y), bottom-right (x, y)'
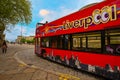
top-left (16, 36), bottom-right (34, 44)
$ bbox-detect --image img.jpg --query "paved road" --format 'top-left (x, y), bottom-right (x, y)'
top-left (0, 44), bottom-right (59, 80)
top-left (0, 44), bottom-right (104, 80)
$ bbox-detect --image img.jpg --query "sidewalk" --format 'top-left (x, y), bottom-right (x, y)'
top-left (0, 44), bottom-right (80, 80)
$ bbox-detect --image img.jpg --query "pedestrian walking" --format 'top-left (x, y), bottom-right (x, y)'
top-left (1, 40), bottom-right (7, 53)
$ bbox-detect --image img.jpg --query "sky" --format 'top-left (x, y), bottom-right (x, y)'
top-left (5, 0), bottom-right (103, 42)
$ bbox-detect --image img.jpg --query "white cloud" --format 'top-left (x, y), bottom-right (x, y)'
top-left (39, 0), bottom-right (104, 23)
top-left (21, 27), bottom-right (26, 34)
top-left (39, 9), bottom-right (50, 17)
top-left (5, 26), bottom-right (21, 41)
top-left (39, 8), bottom-right (76, 23)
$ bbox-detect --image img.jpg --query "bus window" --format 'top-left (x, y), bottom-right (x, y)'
top-left (35, 38), bottom-right (37, 46)
top-left (64, 35), bottom-right (70, 50)
top-left (105, 29), bottom-right (120, 54)
top-left (82, 37), bottom-right (86, 49)
top-left (35, 38), bottom-right (40, 46)
top-left (35, 38), bottom-right (40, 53)
top-left (72, 32), bottom-right (101, 52)
top-left (73, 38), bottom-right (80, 48)
top-left (72, 33), bottom-right (87, 51)
top-left (87, 32), bottom-right (101, 52)
top-left (57, 35), bottom-right (63, 49)
top-left (87, 33), bottom-right (101, 47)
top-left (41, 37), bottom-right (49, 47)
top-left (72, 34), bottom-right (83, 50)
top-left (49, 35), bottom-right (70, 49)
top-left (50, 37), bottom-right (57, 48)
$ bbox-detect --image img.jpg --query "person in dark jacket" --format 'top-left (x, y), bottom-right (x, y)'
top-left (1, 40), bottom-right (7, 53)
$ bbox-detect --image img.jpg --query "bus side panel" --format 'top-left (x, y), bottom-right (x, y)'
top-left (44, 48), bottom-right (120, 68)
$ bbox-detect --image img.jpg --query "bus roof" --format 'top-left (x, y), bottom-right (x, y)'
top-left (36, 0), bottom-right (120, 37)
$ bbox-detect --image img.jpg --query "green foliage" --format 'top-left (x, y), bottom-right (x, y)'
top-left (20, 38), bottom-right (26, 43)
top-left (20, 38), bottom-right (35, 44)
top-left (0, 0), bottom-right (32, 30)
top-left (26, 38), bottom-right (35, 44)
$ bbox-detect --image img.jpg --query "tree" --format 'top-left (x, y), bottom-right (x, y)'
top-left (26, 38), bottom-right (35, 44)
top-left (0, 0), bottom-right (32, 30)
top-left (20, 38), bottom-right (26, 43)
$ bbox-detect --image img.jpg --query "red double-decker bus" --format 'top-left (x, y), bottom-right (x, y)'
top-left (35, 0), bottom-right (120, 79)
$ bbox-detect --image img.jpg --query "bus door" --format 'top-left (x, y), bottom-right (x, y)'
top-left (35, 38), bottom-right (41, 54)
